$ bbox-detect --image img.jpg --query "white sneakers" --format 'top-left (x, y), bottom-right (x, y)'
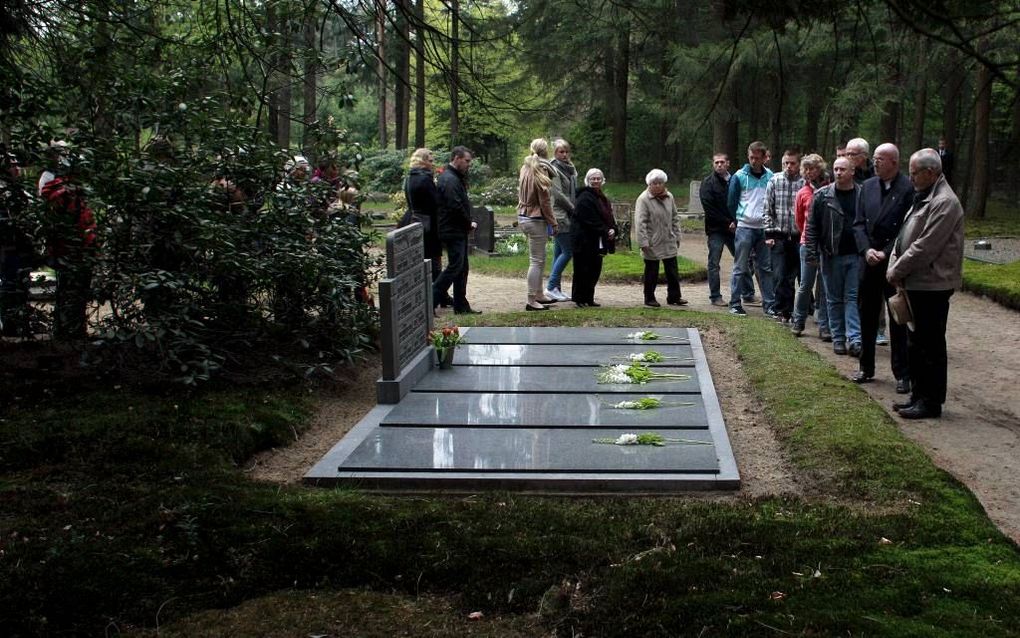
top-left (546, 288), bottom-right (570, 302)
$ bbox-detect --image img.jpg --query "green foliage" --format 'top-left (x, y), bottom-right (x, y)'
top-left (494, 232), bottom-right (527, 256)
top-left (359, 149), bottom-right (409, 194)
top-left (474, 176), bottom-right (518, 207)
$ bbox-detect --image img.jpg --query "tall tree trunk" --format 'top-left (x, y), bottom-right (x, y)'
top-left (969, 62), bottom-right (992, 219)
top-left (376, 0), bottom-right (387, 148)
top-left (395, 0), bottom-right (410, 149)
top-left (879, 99), bottom-right (898, 145)
top-left (910, 41), bottom-right (928, 153)
top-left (609, 25), bottom-right (629, 181)
top-left (302, 7), bottom-right (317, 160)
top-left (803, 76), bottom-right (824, 153)
top-left (449, 0), bottom-right (460, 144)
top-left (713, 119), bottom-right (738, 168)
top-left (278, 9), bottom-right (292, 150)
top-left (942, 51), bottom-right (964, 156)
top-left (414, 0), bottom-right (426, 148)
top-left (266, 1), bottom-right (279, 143)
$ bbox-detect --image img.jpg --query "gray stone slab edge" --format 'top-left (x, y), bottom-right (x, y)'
top-left (376, 347), bottom-right (435, 404)
top-left (314, 472), bottom-right (733, 491)
top-left (304, 403), bottom-right (396, 484)
top-left (689, 329), bottom-right (741, 488)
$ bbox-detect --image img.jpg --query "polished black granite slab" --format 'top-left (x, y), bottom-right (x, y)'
top-left (412, 365), bottom-right (700, 394)
top-left (455, 343), bottom-right (694, 367)
top-left (382, 392), bottom-right (709, 428)
top-left (339, 427), bottom-right (717, 473)
top-left (461, 327), bottom-right (691, 345)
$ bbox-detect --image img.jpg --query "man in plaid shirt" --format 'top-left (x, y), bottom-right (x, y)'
top-left (764, 149), bottom-right (805, 322)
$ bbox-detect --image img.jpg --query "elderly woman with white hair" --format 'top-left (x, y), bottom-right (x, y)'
top-left (517, 138), bottom-right (559, 311)
top-left (570, 168), bottom-right (616, 307)
top-left (634, 168), bottom-right (686, 307)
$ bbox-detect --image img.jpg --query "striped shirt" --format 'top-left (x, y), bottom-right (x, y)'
top-left (764, 171), bottom-right (805, 236)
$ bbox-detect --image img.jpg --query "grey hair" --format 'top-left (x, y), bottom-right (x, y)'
top-left (553, 138), bottom-right (570, 152)
top-left (584, 168), bottom-right (604, 186)
top-left (645, 168), bottom-right (668, 185)
top-left (801, 153), bottom-right (826, 172)
top-left (910, 148), bottom-right (943, 173)
top-left (846, 137), bottom-right (870, 155)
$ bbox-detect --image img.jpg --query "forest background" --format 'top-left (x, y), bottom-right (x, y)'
top-left (2, 0), bottom-right (1019, 381)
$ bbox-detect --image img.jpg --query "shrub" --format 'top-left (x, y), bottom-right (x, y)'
top-left (475, 176), bottom-right (519, 206)
top-left (495, 233), bottom-right (527, 256)
top-left (359, 149), bottom-right (408, 194)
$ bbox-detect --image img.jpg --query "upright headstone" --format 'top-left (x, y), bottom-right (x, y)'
top-left (470, 205), bottom-right (496, 254)
top-left (377, 223), bottom-right (435, 403)
top-left (687, 181), bottom-right (704, 215)
top-left (612, 202), bottom-right (633, 249)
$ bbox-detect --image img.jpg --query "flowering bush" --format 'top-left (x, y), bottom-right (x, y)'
top-left (495, 233), bottom-right (527, 256)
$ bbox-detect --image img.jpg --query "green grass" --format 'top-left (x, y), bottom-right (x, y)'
top-left (3, 310), bottom-right (1019, 636)
top-left (470, 243), bottom-right (707, 283)
top-left (963, 258), bottom-right (1020, 310)
top-left (965, 197), bottom-right (1020, 238)
top-left (604, 181), bottom-right (692, 207)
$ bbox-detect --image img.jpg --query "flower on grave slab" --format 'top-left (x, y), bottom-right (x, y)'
top-left (601, 397), bottom-right (695, 410)
top-left (592, 432), bottom-right (711, 446)
top-left (594, 363), bottom-right (691, 385)
top-left (625, 331), bottom-right (688, 343)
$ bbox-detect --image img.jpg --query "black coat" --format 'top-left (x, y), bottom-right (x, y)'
top-left (402, 167), bottom-right (441, 257)
top-left (700, 171), bottom-right (733, 235)
top-left (853, 172), bottom-right (912, 257)
top-left (571, 187), bottom-right (616, 256)
top-left (436, 164), bottom-right (473, 239)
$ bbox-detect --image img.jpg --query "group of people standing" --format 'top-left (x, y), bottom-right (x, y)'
top-left (700, 138), bottom-right (964, 420)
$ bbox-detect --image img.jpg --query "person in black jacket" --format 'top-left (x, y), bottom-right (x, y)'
top-left (433, 146), bottom-right (480, 314)
top-left (699, 153), bottom-right (753, 307)
top-left (402, 148), bottom-right (450, 306)
top-left (850, 143), bottom-right (912, 392)
top-left (571, 168), bottom-right (616, 307)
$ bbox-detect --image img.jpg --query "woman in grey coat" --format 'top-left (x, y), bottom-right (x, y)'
top-left (634, 169), bottom-right (686, 307)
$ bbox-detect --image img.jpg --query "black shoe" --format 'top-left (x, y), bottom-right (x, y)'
top-left (535, 297), bottom-right (557, 304)
top-left (848, 342), bottom-right (862, 358)
top-left (575, 301), bottom-right (589, 308)
top-left (525, 304), bottom-right (547, 311)
top-left (898, 401), bottom-right (942, 419)
top-left (644, 299), bottom-right (661, 308)
top-left (588, 302), bottom-right (601, 307)
top-left (895, 378), bottom-right (911, 394)
top-left (892, 399), bottom-right (915, 412)
top-left (438, 297), bottom-right (454, 308)
top-left (667, 298), bottom-right (689, 306)
top-left (833, 342), bottom-right (847, 355)
top-left (455, 307), bottom-right (482, 315)
top-left (850, 370), bottom-right (874, 383)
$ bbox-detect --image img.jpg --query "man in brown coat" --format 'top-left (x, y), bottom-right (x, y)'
top-left (886, 148), bottom-right (964, 419)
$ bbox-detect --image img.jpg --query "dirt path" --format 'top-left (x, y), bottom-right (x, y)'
top-left (253, 230), bottom-right (1019, 543)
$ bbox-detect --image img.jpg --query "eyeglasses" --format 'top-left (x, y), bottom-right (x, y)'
top-left (845, 151), bottom-right (863, 157)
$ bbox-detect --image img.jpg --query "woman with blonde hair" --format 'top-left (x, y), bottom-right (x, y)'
top-left (517, 138), bottom-right (558, 311)
top-left (400, 148), bottom-right (447, 305)
top-left (791, 153), bottom-right (829, 337)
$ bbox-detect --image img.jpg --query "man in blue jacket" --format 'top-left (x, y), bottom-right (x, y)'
top-left (727, 141), bottom-right (774, 316)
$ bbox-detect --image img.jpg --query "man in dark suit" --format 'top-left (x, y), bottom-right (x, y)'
top-left (938, 137), bottom-right (954, 185)
top-left (850, 143), bottom-right (912, 392)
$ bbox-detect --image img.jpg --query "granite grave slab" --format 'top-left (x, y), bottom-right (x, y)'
top-left (461, 326), bottom-right (690, 345)
top-left (339, 427), bottom-right (717, 473)
top-left (456, 343), bottom-right (694, 367)
top-left (382, 392), bottom-right (710, 428)
top-left (411, 365), bottom-right (700, 394)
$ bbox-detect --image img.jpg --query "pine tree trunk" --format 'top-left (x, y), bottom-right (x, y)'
top-left (278, 11), bottom-right (292, 150)
top-left (376, 0), bottom-right (387, 149)
top-left (968, 63), bottom-right (992, 219)
top-left (414, 0), bottom-right (426, 148)
top-left (880, 99), bottom-right (898, 146)
top-left (449, 0), bottom-right (460, 144)
top-left (393, 0), bottom-right (410, 149)
top-left (266, 1), bottom-right (279, 143)
top-left (911, 41), bottom-right (928, 152)
top-left (302, 10), bottom-right (317, 160)
top-left (609, 26), bottom-right (629, 181)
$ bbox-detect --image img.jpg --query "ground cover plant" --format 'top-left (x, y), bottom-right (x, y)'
top-left (2, 309), bottom-right (1018, 636)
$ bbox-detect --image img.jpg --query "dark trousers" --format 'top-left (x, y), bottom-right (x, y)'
top-left (858, 260), bottom-right (909, 380)
top-left (643, 256), bottom-right (681, 303)
top-left (433, 236), bottom-right (469, 310)
top-left (770, 236), bottom-right (800, 317)
top-left (571, 251), bottom-right (603, 304)
top-left (905, 289), bottom-right (953, 407)
top-left (54, 262), bottom-right (92, 341)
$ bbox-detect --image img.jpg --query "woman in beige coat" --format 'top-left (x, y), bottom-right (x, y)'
top-left (634, 169), bottom-right (686, 307)
top-left (517, 138), bottom-right (559, 311)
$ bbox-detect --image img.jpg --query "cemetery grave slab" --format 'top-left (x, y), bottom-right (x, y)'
top-left (307, 326), bottom-right (739, 492)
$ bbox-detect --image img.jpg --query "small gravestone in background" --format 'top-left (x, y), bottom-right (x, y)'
top-left (470, 205), bottom-right (496, 254)
top-left (612, 203), bottom-right (632, 249)
top-left (687, 181), bottom-right (704, 215)
top-left (377, 223), bottom-right (434, 403)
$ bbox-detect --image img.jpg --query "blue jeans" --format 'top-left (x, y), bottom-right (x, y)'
top-left (707, 232), bottom-right (753, 302)
top-left (820, 253), bottom-right (861, 346)
top-left (793, 244), bottom-right (828, 328)
top-left (546, 231), bottom-right (573, 291)
top-left (729, 227), bottom-right (774, 310)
